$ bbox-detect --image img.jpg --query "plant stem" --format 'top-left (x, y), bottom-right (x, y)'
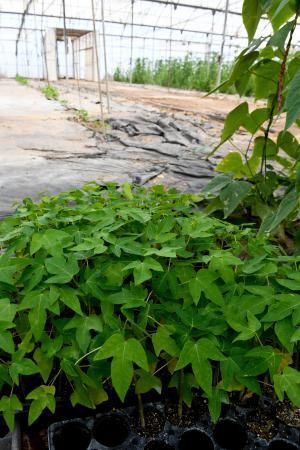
top-left (178, 369), bottom-right (184, 418)
top-left (137, 391), bottom-right (145, 428)
top-left (260, 13), bottom-right (298, 179)
top-left (134, 374), bottom-right (145, 428)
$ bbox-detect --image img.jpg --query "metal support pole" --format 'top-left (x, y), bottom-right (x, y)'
top-left (62, 0), bottom-right (68, 80)
top-left (101, 0), bottom-right (110, 113)
top-left (91, 0), bottom-right (105, 127)
top-left (167, 4), bottom-right (173, 92)
top-left (207, 11), bottom-right (215, 80)
top-left (129, 0), bottom-right (134, 84)
top-left (42, 33), bottom-right (49, 83)
top-left (216, 0), bottom-right (229, 87)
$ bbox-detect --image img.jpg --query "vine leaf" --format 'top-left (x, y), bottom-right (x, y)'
top-left (152, 326), bottom-right (180, 357)
top-left (64, 314), bottom-right (103, 352)
top-left (208, 103), bottom-right (249, 156)
top-left (26, 385), bottom-right (56, 425)
top-left (0, 395), bottom-right (23, 431)
top-left (260, 188), bottom-right (298, 233)
top-left (95, 333), bottom-right (148, 401)
top-left (176, 339), bottom-right (225, 396)
top-left (268, 20), bottom-right (293, 51)
top-left (219, 181), bottom-right (252, 218)
top-left (243, 0), bottom-right (262, 42)
top-left (274, 367), bottom-right (300, 406)
top-left (135, 369), bottom-right (162, 395)
top-left (285, 69), bottom-right (300, 129)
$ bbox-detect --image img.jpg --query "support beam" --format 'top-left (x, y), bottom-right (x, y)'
top-left (216, 0), bottom-right (230, 86)
top-left (62, 0), bottom-right (68, 80)
top-left (0, 26), bottom-right (247, 49)
top-left (138, 0), bottom-right (241, 16)
top-left (3, 11), bottom-right (248, 41)
top-left (129, 0), bottom-right (134, 84)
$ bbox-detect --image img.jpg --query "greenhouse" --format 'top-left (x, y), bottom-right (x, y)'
top-left (0, 1), bottom-right (299, 449)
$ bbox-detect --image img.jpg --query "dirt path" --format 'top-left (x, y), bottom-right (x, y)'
top-left (2, 78), bottom-right (296, 215)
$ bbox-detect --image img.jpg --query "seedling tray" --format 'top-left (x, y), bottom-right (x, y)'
top-left (48, 403), bottom-right (300, 450)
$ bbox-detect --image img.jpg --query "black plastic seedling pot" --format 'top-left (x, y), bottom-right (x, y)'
top-left (48, 403), bottom-right (300, 450)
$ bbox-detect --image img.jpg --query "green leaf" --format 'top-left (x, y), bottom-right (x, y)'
top-left (220, 358), bottom-right (241, 389)
top-left (0, 395), bottom-right (23, 431)
top-left (220, 181), bottom-right (252, 218)
top-left (135, 369), bottom-right (162, 395)
top-left (268, 20), bottom-right (294, 51)
top-left (124, 257), bottom-right (163, 285)
top-left (125, 338), bottom-right (148, 370)
top-left (59, 287), bottom-right (83, 315)
top-left (176, 339), bottom-right (223, 396)
top-left (202, 173), bottom-right (233, 195)
top-left (71, 238), bottom-right (107, 254)
top-left (9, 359), bottom-right (39, 385)
top-left (216, 152), bottom-right (244, 177)
top-left (95, 334), bottom-right (148, 377)
top-left (95, 333), bottom-right (125, 360)
top-left (277, 278), bottom-right (300, 291)
top-left (221, 103), bottom-right (249, 143)
top-left (111, 356), bottom-right (133, 401)
top-left (144, 247), bottom-right (178, 258)
top-left (122, 182), bottom-right (134, 200)
top-left (243, 108), bottom-right (270, 134)
top-left (275, 317), bottom-right (294, 352)
top-left (269, 0), bottom-right (297, 30)
top-left (229, 52), bottom-right (259, 84)
top-left (152, 327), bottom-right (180, 357)
top-left (263, 294), bottom-right (300, 321)
top-left (231, 311), bottom-right (261, 342)
top-left (253, 60), bottom-right (281, 99)
top-left (285, 69), bottom-right (300, 129)
top-left (207, 388), bottom-right (229, 424)
top-left (26, 385), bottom-right (56, 425)
top-left (189, 269), bottom-right (224, 306)
top-left (291, 327), bottom-right (300, 342)
top-left (191, 350), bottom-right (212, 397)
top-left (103, 285), bottom-right (147, 308)
top-left (260, 188), bottom-right (298, 233)
top-left (0, 331), bottom-right (14, 354)
top-left (28, 306), bottom-right (47, 341)
top-left (208, 103), bottom-right (249, 156)
top-left (45, 254), bottom-right (79, 284)
top-left (274, 367), bottom-right (300, 406)
top-left (243, 0), bottom-right (262, 42)
top-left (33, 348), bottom-right (53, 383)
top-left (31, 229), bottom-right (70, 256)
top-left (0, 298), bottom-right (17, 324)
top-left (277, 131), bottom-right (299, 159)
top-left (253, 136), bottom-right (278, 158)
top-left (64, 314), bottom-right (103, 352)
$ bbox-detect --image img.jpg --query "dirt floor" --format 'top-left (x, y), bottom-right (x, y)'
top-left (1, 78), bottom-right (296, 216)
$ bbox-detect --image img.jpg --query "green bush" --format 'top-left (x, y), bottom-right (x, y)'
top-left (41, 84), bottom-right (59, 101)
top-left (15, 75), bottom-right (29, 86)
top-left (202, 0), bottom-right (300, 245)
top-left (0, 183), bottom-right (299, 430)
top-left (77, 109), bottom-right (89, 122)
top-left (113, 55), bottom-right (253, 95)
